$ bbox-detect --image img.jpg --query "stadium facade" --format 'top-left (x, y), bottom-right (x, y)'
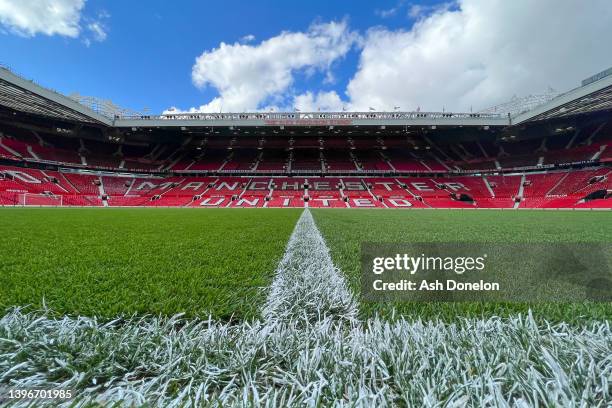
top-left (0, 66), bottom-right (610, 209)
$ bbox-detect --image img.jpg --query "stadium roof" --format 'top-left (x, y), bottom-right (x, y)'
top-left (114, 111), bottom-right (508, 128)
top-left (0, 66), bottom-right (610, 130)
top-left (512, 70), bottom-right (612, 124)
top-left (0, 67), bottom-right (112, 126)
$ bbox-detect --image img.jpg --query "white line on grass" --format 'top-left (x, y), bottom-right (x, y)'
top-left (0, 209), bottom-right (611, 406)
top-left (263, 209), bottom-right (358, 323)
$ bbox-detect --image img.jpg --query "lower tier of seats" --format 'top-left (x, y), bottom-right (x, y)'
top-left (1, 164), bottom-right (610, 209)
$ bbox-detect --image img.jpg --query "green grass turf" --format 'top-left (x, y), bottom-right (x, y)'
top-left (312, 209), bottom-right (612, 323)
top-left (0, 208), bottom-right (301, 320)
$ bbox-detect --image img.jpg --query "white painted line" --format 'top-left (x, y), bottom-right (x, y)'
top-left (262, 209), bottom-right (358, 322)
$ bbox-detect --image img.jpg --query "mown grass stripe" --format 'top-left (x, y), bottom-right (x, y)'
top-left (0, 208), bottom-right (302, 320)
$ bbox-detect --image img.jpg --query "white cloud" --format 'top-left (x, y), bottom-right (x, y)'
top-left (174, 0), bottom-right (612, 113)
top-left (186, 20), bottom-right (358, 112)
top-left (87, 21), bottom-right (106, 41)
top-left (0, 0), bottom-right (85, 37)
top-left (407, 4), bottom-right (423, 18)
top-left (240, 34), bottom-right (255, 43)
top-left (375, 5), bottom-right (401, 19)
top-left (293, 91), bottom-right (346, 112)
top-left (347, 0), bottom-right (612, 111)
top-left (0, 0), bottom-right (108, 45)
top-left (82, 10), bottom-right (109, 46)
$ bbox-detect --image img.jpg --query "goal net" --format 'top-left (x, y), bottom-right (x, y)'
top-left (18, 193), bottom-right (63, 206)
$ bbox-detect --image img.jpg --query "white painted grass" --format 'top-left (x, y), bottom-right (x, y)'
top-left (1, 210), bottom-right (611, 406)
top-left (263, 209), bottom-right (358, 323)
top-left (1, 309), bottom-right (610, 406)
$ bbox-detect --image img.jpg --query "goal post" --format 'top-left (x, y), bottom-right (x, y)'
top-left (19, 193), bottom-right (63, 207)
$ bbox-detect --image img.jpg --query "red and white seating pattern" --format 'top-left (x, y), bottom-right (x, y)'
top-left (0, 162), bottom-right (610, 208)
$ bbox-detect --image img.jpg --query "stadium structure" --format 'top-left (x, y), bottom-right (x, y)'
top-left (0, 66), bottom-right (611, 209)
top-left (1, 62), bottom-right (611, 407)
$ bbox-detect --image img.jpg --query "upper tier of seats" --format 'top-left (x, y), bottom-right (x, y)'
top-left (1, 128), bottom-right (609, 174)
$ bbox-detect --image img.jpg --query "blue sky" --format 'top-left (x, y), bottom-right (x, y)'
top-left (1, 0), bottom-right (435, 113)
top-left (1, 0), bottom-right (611, 114)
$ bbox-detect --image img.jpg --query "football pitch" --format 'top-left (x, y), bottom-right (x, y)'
top-left (1, 207), bottom-right (611, 405)
top-left (0, 207), bottom-right (610, 322)
top-left (0, 208), bottom-right (302, 319)
top-left (313, 209), bottom-right (612, 322)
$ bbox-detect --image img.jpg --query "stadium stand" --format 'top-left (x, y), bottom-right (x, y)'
top-left (1, 138), bottom-right (30, 157)
top-left (354, 150), bottom-right (392, 171)
top-left (257, 150), bottom-right (288, 171)
top-left (0, 109), bottom-right (610, 209)
top-left (1, 59), bottom-right (611, 211)
top-left (324, 150), bottom-right (357, 171)
top-left (1, 166), bottom-right (610, 208)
